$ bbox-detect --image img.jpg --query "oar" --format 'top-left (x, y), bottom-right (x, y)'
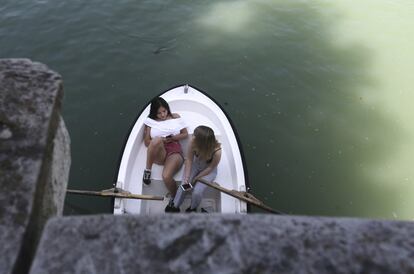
top-left (196, 179), bottom-right (284, 214)
top-left (67, 187), bottom-right (164, 201)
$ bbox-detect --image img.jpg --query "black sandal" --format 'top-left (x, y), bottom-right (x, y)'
top-left (185, 207), bottom-right (197, 213)
top-left (143, 169), bottom-right (151, 185)
top-left (165, 199), bottom-right (180, 213)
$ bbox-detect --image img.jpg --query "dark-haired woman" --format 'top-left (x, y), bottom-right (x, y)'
top-left (143, 97), bottom-right (188, 203)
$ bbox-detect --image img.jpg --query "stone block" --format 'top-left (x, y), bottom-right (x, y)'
top-left (0, 59), bottom-right (71, 274)
top-left (31, 214), bottom-right (414, 274)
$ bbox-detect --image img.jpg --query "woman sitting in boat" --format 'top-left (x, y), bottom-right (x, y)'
top-left (166, 125), bottom-right (222, 213)
top-left (143, 97), bottom-right (188, 200)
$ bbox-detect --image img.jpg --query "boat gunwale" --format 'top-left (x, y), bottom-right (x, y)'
top-left (113, 84), bottom-right (250, 213)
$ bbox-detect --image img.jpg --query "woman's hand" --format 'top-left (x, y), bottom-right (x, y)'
top-left (163, 135), bottom-right (173, 143)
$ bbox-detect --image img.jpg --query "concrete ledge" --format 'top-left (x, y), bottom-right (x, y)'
top-left (31, 214), bottom-right (414, 274)
top-left (0, 59), bottom-right (71, 274)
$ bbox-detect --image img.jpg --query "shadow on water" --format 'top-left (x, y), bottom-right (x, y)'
top-left (154, 1), bottom-right (407, 218)
top-left (63, 0), bottom-right (406, 218)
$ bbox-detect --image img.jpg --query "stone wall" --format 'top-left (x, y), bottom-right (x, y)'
top-left (30, 214), bottom-right (414, 274)
top-left (0, 59), bottom-right (71, 274)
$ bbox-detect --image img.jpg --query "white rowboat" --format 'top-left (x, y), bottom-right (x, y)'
top-left (114, 85), bottom-right (248, 214)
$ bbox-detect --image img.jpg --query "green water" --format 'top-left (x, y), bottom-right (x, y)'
top-left (2, 0), bottom-right (413, 220)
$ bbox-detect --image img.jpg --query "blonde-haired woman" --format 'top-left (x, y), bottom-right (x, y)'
top-left (166, 125), bottom-right (221, 212)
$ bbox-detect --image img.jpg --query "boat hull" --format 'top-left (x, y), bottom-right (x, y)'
top-left (114, 85), bottom-right (248, 214)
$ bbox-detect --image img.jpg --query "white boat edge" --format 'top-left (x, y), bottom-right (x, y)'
top-left (114, 84), bottom-right (249, 214)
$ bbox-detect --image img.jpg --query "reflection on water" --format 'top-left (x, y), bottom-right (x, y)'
top-left (1, 0), bottom-right (413, 220)
top-left (197, 2), bottom-right (253, 33)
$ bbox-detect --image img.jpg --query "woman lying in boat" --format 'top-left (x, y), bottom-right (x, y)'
top-left (143, 97), bottom-right (188, 200)
top-left (166, 125), bottom-right (222, 213)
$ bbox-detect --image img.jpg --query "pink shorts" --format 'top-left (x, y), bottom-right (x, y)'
top-left (164, 141), bottom-right (183, 160)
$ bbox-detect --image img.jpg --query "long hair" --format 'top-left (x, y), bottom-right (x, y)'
top-left (193, 126), bottom-right (220, 160)
top-left (148, 97), bottom-right (172, 119)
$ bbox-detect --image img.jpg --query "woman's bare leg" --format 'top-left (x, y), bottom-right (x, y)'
top-left (162, 154), bottom-right (184, 197)
top-left (146, 137), bottom-right (166, 169)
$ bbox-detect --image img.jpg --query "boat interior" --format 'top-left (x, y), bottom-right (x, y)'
top-left (120, 133), bottom-right (227, 214)
top-left (115, 88), bottom-right (246, 214)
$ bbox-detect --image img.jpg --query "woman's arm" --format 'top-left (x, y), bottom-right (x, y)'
top-left (183, 140), bottom-right (195, 184)
top-left (144, 125), bottom-right (151, 147)
top-left (171, 128), bottom-right (188, 142)
top-left (193, 149), bottom-right (222, 183)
